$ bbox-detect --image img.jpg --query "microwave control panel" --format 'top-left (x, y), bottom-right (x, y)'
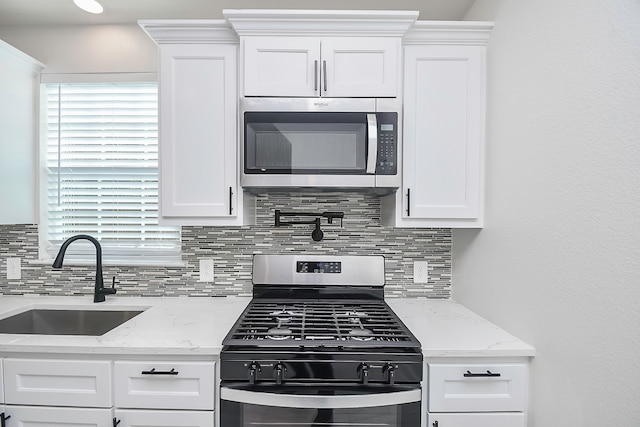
top-left (376, 112), bottom-right (398, 175)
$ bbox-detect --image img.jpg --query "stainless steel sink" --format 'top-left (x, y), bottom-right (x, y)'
top-left (0, 309), bottom-right (144, 336)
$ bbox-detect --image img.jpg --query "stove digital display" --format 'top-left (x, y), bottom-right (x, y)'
top-left (296, 261), bottom-right (341, 273)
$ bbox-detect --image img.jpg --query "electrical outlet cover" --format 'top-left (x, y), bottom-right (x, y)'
top-left (199, 259), bottom-right (215, 282)
top-left (413, 260), bottom-right (428, 284)
top-left (7, 257), bottom-right (21, 280)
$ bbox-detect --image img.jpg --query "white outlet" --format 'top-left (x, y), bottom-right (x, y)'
top-left (199, 259), bottom-right (215, 282)
top-left (7, 257), bottom-right (21, 280)
top-left (413, 260), bottom-right (428, 284)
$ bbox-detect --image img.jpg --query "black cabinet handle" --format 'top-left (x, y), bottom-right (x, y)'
top-left (464, 370), bottom-right (501, 377)
top-left (229, 187), bottom-right (233, 215)
top-left (1, 413), bottom-right (11, 427)
top-left (113, 418), bottom-right (121, 427)
top-left (406, 188), bottom-right (411, 216)
top-left (432, 421), bottom-right (438, 427)
top-left (141, 368), bottom-right (179, 375)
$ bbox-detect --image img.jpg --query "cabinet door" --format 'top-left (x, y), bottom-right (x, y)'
top-left (3, 358), bottom-right (112, 407)
top-left (426, 412), bottom-right (526, 427)
top-left (0, 41), bottom-right (41, 225)
top-left (115, 409), bottom-right (214, 427)
top-left (428, 363), bottom-right (527, 412)
top-left (159, 43), bottom-right (238, 220)
top-left (402, 45), bottom-right (485, 223)
top-left (4, 405), bottom-right (113, 427)
top-left (244, 37), bottom-right (320, 97)
top-left (321, 37), bottom-right (398, 97)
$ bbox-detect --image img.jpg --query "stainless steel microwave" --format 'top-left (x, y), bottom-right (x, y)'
top-left (240, 98), bottom-right (401, 193)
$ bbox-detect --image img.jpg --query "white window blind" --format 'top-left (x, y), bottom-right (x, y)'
top-left (41, 82), bottom-right (181, 265)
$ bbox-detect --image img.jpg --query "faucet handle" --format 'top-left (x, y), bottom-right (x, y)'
top-left (106, 276), bottom-right (118, 294)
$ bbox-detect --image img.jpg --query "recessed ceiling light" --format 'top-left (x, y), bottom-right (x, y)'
top-left (73, 0), bottom-right (104, 14)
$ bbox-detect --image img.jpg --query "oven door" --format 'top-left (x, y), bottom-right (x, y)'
top-left (220, 384), bottom-right (421, 427)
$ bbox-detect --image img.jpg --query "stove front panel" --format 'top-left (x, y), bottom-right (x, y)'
top-left (220, 351), bottom-right (423, 384)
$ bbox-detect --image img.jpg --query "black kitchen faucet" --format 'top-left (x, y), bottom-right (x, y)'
top-left (52, 234), bottom-right (117, 303)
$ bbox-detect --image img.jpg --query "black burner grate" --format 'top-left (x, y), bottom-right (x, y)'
top-left (223, 299), bottom-right (420, 348)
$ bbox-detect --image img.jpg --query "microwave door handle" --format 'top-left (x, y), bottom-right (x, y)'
top-left (366, 114), bottom-right (378, 174)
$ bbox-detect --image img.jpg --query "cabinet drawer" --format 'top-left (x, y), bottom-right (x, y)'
top-left (3, 358), bottom-right (112, 407)
top-left (5, 405), bottom-right (113, 427)
top-left (116, 409), bottom-right (214, 427)
top-left (114, 361), bottom-right (215, 410)
top-left (428, 363), bottom-right (527, 412)
top-left (426, 412), bottom-right (526, 427)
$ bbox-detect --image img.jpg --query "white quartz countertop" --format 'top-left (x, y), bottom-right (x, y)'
top-left (0, 295), bottom-right (251, 355)
top-left (387, 299), bottom-right (535, 358)
top-left (0, 295), bottom-right (534, 358)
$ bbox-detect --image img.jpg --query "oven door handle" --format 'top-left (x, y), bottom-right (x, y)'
top-left (366, 113), bottom-right (378, 174)
top-left (220, 387), bottom-right (421, 409)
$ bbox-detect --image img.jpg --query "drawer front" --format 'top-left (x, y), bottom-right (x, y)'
top-left (3, 358), bottom-right (112, 407)
top-left (114, 361), bottom-right (215, 410)
top-left (426, 412), bottom-right (526, 427)
top-left (5, 405), bottom-right (113, 427)
top-left (428, 363), bottom-right (527, 412)
top-left (116, 409), bottom-right (214, 427)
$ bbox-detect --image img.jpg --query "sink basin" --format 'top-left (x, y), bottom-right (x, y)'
top-left (0, 309), bottom-right (144, 336)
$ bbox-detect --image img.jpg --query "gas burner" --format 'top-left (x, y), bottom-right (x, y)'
top-left (266, 327), bottom-right (293, 340)
top-left (269, 309), bottom-right (299, 323)
top-left (343, 311), bottom-right (368, 318)
top-left (348, 328), bottom-right (374, 341)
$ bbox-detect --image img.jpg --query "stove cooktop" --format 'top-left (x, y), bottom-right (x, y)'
top-left (222, 299), bottom-right (421, 349)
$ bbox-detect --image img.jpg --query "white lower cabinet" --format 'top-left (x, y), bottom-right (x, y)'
top-left (115, 409), bottom-right (214, 427)
top-left (113, 360), bottom-right (215, 427)
top-left (3, 405), bottom-right (114, 427)
top-left (113, 361), bottom-right (215, 410)
top-left (3, 358), bottom-right (112, 407)
top-left (426, 362), bottom-right (529, 427)
top-left (2, 358), bottom-right (113, 426)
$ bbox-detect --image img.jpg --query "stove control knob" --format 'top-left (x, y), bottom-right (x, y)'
top-left (383, 363), bottom-right (396, 385)
top-left (248, 362), bottom-right (261, 385)
top-left (358, 363), bottom-right (370, 385)
top-left (274, 362), bottom-right (286, 385)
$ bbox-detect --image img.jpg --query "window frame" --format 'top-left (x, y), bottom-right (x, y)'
top-left (37, 73), bottom-right (182, 267)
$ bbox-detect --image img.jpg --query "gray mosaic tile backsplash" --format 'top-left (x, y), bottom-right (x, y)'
top-left (0, 192), bottom-right (451, 298)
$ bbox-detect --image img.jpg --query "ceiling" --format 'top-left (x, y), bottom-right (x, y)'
top-left (0, 0), bottom-right (476, 26)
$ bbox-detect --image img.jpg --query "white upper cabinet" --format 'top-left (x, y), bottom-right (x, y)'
top-left (139, 20), bottom-right (254, 226)
top-left (381, 22), bottom-right (493, 228)
top-left (225, 9), bottom-right (417, 98)
top-left (158, 43), bottom-right (237, 220)
top-left (243, 36), bottom-right (399, 97)
top-left (0, 40), bottom-right (43, 225)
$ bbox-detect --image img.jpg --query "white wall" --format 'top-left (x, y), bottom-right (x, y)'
top-left (455, 0), bottom-right (640, 425)
top-left (0, 25), bottom-right (157, 74)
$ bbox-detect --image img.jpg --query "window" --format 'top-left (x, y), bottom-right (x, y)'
top-left (40, 82), bottom-right (181, 265)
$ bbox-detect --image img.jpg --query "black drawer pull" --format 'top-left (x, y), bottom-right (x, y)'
top-left (141, 368), bottom-right (179, 375)
top-left (464, 370), bottom-right (501, 377)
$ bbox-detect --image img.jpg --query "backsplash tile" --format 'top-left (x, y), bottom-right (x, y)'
top-left (0, 192), bottom-right (451, 298)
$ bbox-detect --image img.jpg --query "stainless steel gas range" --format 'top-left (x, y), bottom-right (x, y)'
top-left (220, 255), bottom-right (423, 427)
